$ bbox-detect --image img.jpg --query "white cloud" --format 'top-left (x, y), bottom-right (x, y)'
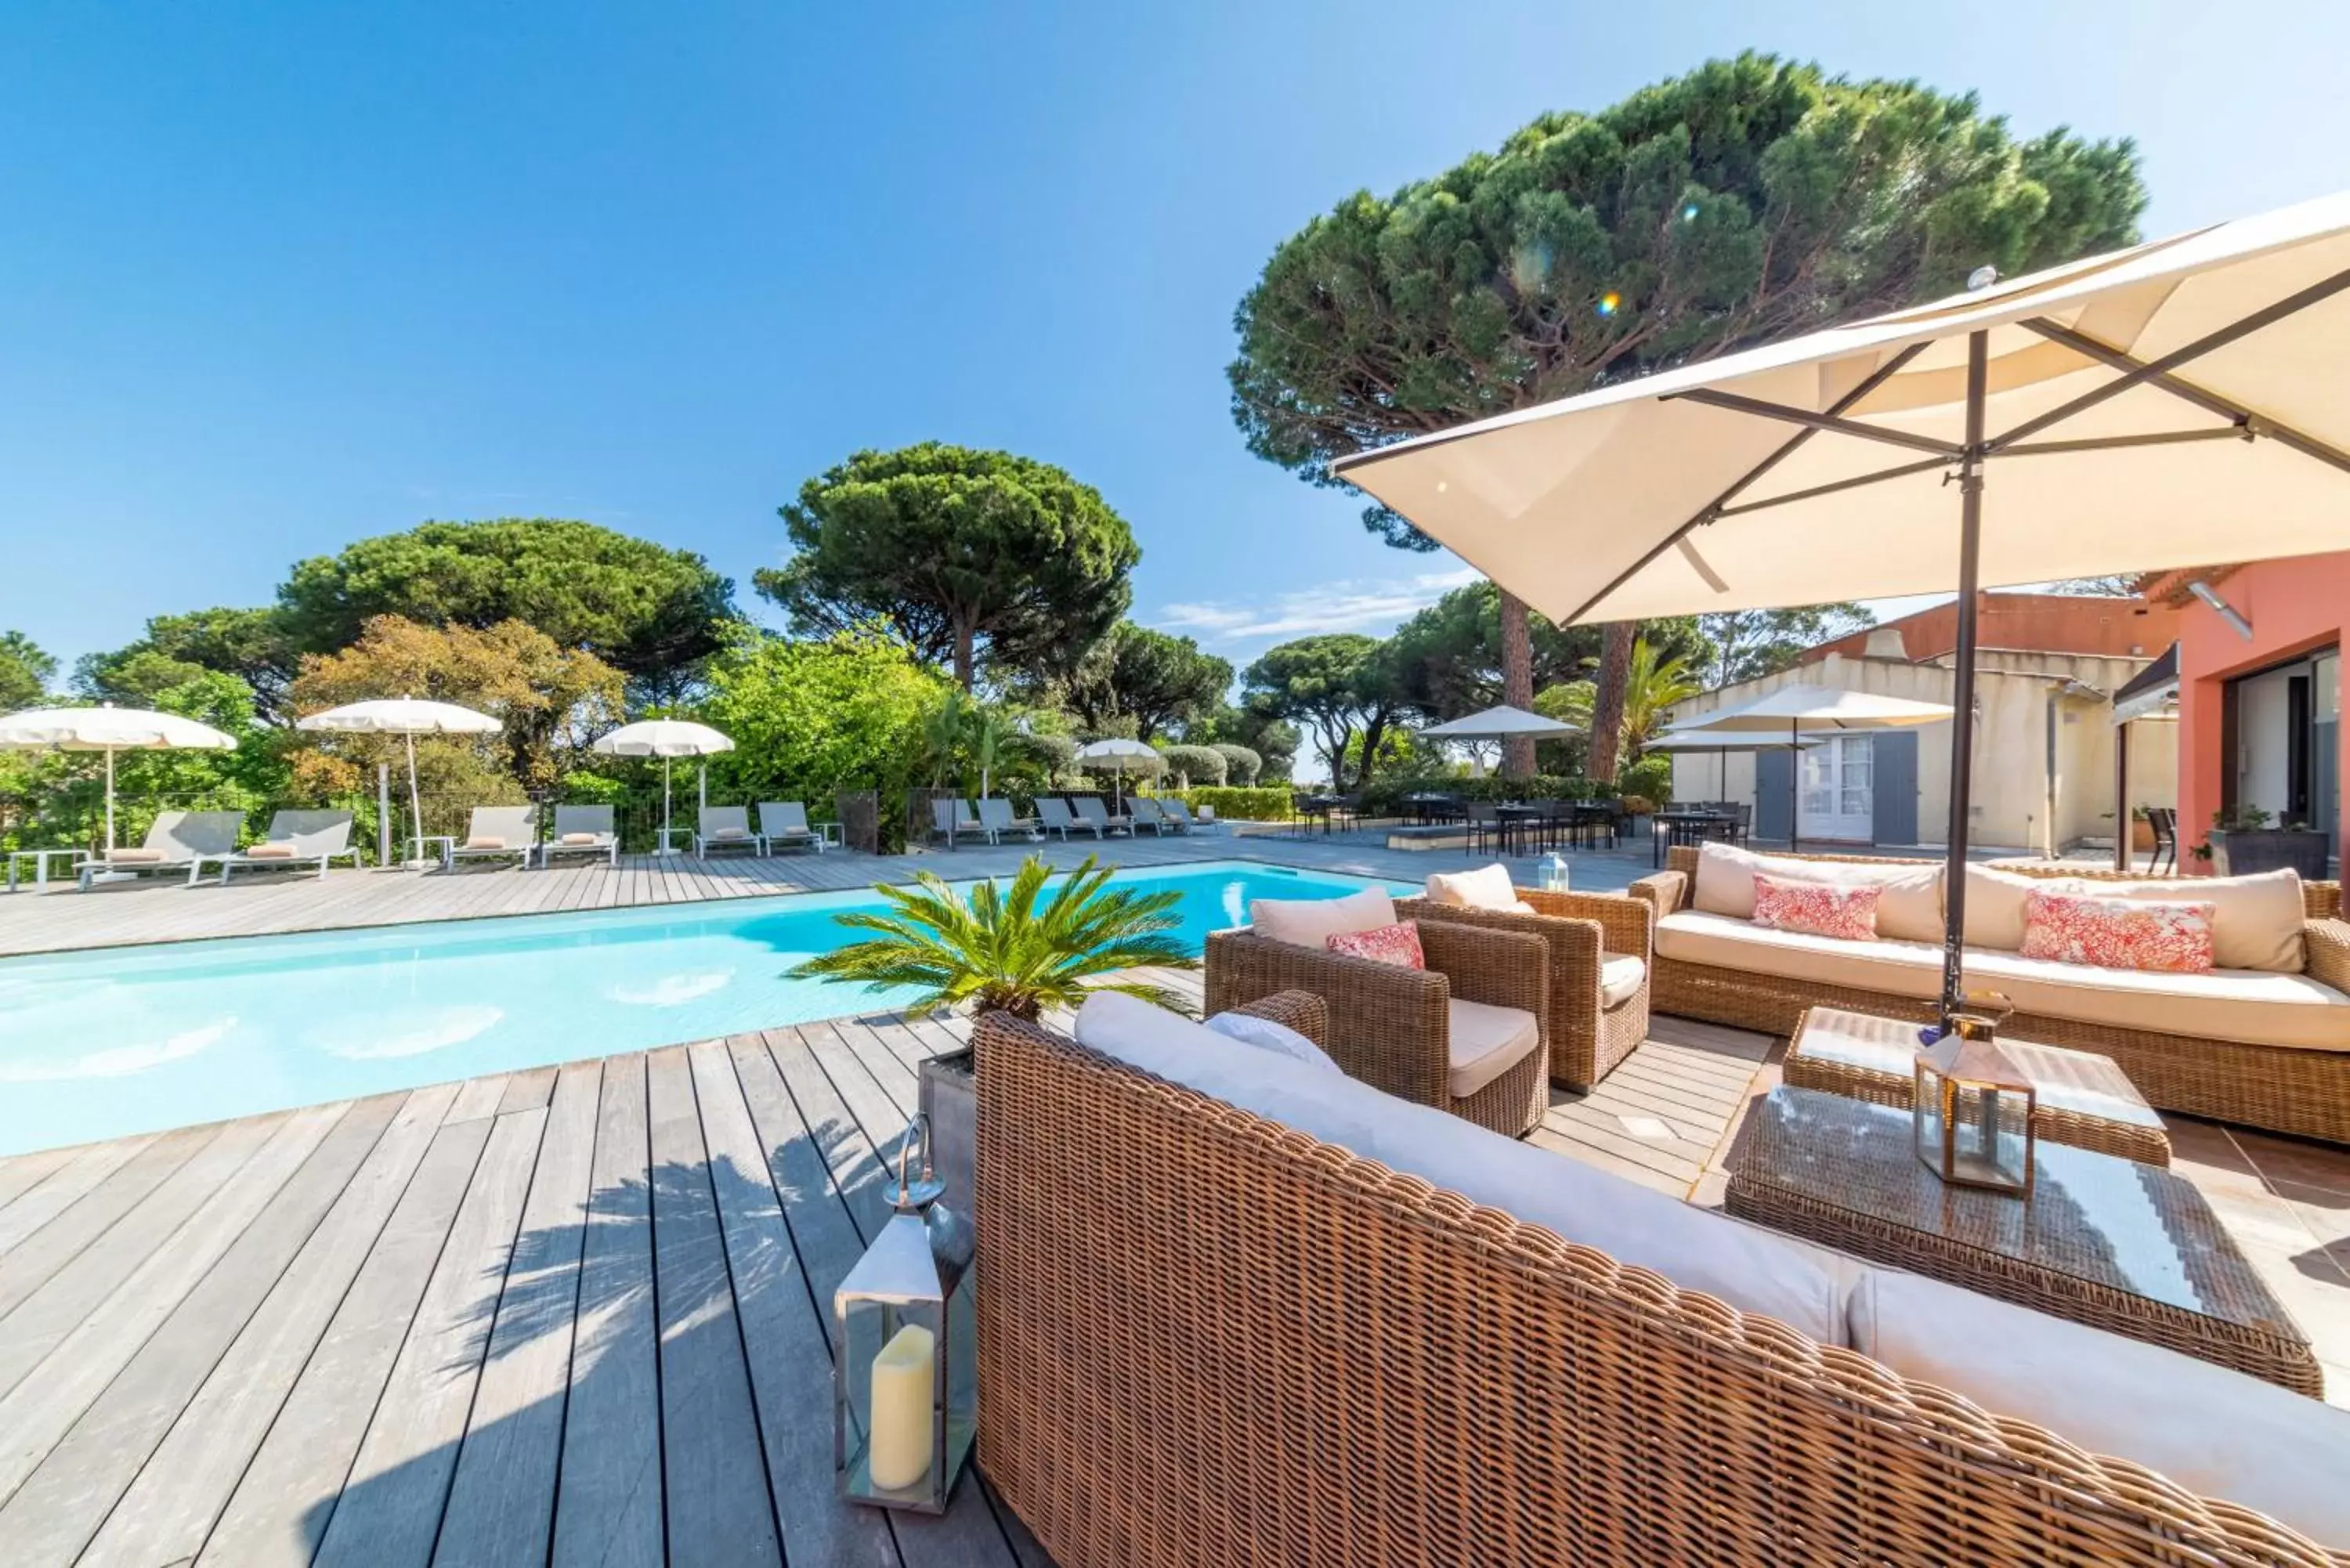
top-left (1153, 567), bottom-right (1480, 644)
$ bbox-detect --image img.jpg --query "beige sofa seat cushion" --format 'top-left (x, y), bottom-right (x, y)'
top-left (1864, 1270), bottom-right (2350, 1550)
top-left (1599, 954), bottom-right (1647, 1009)
top-left (1250, 885), bottom-right (1397, 950)
top-left (1692, 842), bottom-right (1943, 943)
top-left (1073, 992), bottom-right (1849, 1346)
top-left (1969, 863), bottom-right (2307, 971)
top-left (1656, 909), bottom-right (2350, 1051)
top-left (1444, 999), bottom-right (1541, 1098)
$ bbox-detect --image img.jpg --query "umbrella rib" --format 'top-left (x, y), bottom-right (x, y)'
top-left (1558, 341), bottom-right (1931, 624)
top-left (1992, 428), bottom-right (2250, 457)
top-left (2011, 316), bottom-right (2350, 475)
top-left (1715, 454), bottom-right (1951, 517)
top-left (1664, 388), bottom-right (1964, 457)
top-left (1987, 263), bottom-right (2350, 452)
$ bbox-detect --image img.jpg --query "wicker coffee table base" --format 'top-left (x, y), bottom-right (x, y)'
top-left (1726, 1175), bottom-right (2322, 1396)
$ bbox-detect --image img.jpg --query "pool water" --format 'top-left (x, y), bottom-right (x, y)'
top-left (0, 860), bottom-right (1407, 1155)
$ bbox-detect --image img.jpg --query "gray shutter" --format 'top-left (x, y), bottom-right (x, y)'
top-left (1871, 730), bottom-right (1919, 847)
top-left (1756, 750), bottom-right (1795, 845)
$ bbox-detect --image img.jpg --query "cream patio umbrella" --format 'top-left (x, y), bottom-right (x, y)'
top-left (1073, 737), bottom-right (1162, 813)
top-left (1333, 189), bottom-right (2350, 1022)
top-left (1668, 685), bottom-right (1951, 853)
top-left (1421, 703), bottom-right (1579, 777)
top-left (0, 703), bottom-right (236, 850)
top-left (1643, 726), bottom-right (1824, 805)
top-left (295, 696), bottom-right (501, 866)
top-left (591, 719), bottom-right (735, 855)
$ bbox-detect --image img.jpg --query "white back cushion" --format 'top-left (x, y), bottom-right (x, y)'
top-left (1249, 884), bottom-right (1397, 949)
top-left (1203, 1010), bottom-right (1339, 1073)
top-left (1425, 863), bottom-right (1519, 910)
top-left (1072, 993), bottom-right (1847, 1346)
top-left (1693, 842), bottom-right (1943, 944)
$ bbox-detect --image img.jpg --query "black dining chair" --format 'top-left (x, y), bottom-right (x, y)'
top-left (2145, 807), bottom-right (2178, 874)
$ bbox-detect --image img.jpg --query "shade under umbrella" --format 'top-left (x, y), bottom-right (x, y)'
top-left (0, 703), bottom-right (235, 850)
top-left (297, 696), bottom-right (501, 866)
top-left (592, 720), bottom-right (735, 852)
top-left (1420, 704), bottom-right (1580, 739)
top-left (1074, 738), bottom-right (1162, 811)
top-left (1334, 189), bottom-right (2350, 1022)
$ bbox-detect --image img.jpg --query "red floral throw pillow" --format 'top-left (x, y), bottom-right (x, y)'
top-left (1751, 873), bottom-right (1880, 941)
top-left (2020, 889), bottom-right (2217, 974)
top-left (1326, 920), bottom-right (1426, 970)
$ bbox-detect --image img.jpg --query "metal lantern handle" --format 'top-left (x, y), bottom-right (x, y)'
top-left (892, 1114), bottom-right (945, 1212)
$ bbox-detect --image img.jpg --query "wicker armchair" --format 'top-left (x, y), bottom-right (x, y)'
top-left (1204, 922), bottom-right (1549, 1137)
top-left (1396, 887), bottom-right (1653, 1090)
top-left (1632, 844), bottom-right (2350, 1144)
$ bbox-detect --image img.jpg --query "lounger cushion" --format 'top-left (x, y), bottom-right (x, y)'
top-left (561, 833), bottom-right (599, 845)
top-left (108, 848), bottom-right (165, 863)
top-left (244, 843), bottom-right (298, 858)
top-left (1860, 1269), bottom-right (2350, 1549)
top-left (1073, 992), bottom-right (1849, 1346)
top-left (710, 826), bottom-right (749, 840)
top-left (1655, 909), bottom-right (2350, 1050)
top-left (1968, 863), bottom-right (2306, 971)
top-left (1250, 886), bottom-right (1397, 951)
top-left (1598, 954), bottom-right (1647, 1010)
top-left (1693, 842), bottom-right (1943, 944)
top-left (464, 836), bottom-right (508, 850)
top-left (1425, 863), bottom-right (1519, 912)
top-left (1444, 999), bottom-right (1541, 1098)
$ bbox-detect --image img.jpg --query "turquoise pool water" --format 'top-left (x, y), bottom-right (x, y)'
top-left (0, 860), bottom-right (1407, 1155)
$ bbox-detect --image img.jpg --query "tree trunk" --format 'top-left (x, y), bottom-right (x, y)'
top-left (1498, 587), bottom-right (1536, 779)
top-left (1354, 712), bottom-right (1391, 792)
top-left (1588, 621), bottom-right (1636, 786)
top-left (951, 623), bottom-right (977, 691)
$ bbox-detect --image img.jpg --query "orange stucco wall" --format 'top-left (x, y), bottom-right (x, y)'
top-left (1805, 592), bottom-right (2181, 663)
top-left (2175, 551), bottom-right (2350, 867)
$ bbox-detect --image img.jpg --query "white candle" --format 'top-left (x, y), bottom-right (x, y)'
top-left (867, 1322), bottom-right (936, 1491)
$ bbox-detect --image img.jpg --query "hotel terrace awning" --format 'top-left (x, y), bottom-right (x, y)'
top-left (2111, 641), bottom-right (2182, 724)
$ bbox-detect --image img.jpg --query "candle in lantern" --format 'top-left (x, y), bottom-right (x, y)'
top-left (868, 1322), bottom-right (936, 1490)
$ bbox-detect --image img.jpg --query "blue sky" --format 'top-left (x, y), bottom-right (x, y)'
top-left (5, 1), bottom-right (2347, 679)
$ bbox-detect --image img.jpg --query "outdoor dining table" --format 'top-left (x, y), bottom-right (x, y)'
top-left (1651, 809), bottom-right (1734, 867)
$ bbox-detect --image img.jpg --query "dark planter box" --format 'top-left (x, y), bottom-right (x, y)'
top-left (918, 1047), bottom-right (977, 1222)
top-left (2207, 828), bottom-right (2332, 880)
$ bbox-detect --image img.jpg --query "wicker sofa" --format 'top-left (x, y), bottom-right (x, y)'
top-left (1632, 844), bottom-right (2350, 1143)
top-left (971, 1001), bottom-right (2348, 1565)
top-left (1397, 884), bottom-right (1654, 1089)
top-left (1205, 919), bottom-right (1549, 1136)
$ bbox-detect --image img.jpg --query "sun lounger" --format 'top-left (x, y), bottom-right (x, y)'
top-left (1127, 798), bottom-right (1173, 835)
top-left (207, 810), bottom-right (359, 883)
top-left (1158, 798), bottom-right (1201, 833)
top-left (977, 798), bottom-right (1039, 843)
top-left (1072, 797), bottom-right (1130, 836)
top-left (1034, 797), bottom-right (1093, 840)
top-left (78, 811), bottom-right (245, 889)
top-left (694, 805), bottom-right (762, 858)
top-left (757, 801), bottom-right (828, 854)
top-left (932, 798), bottom-right (989, 847)
top-left (540, 804), bottom-right (619, 868)
top-left (445, 806), bottom-right (538, 869)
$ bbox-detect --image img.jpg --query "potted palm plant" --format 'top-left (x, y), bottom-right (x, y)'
top-left (790, 854), bottom-right (1198, 1214)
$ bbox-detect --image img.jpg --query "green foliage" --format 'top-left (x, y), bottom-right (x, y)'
top-left (1157, 744), bottom-right (1226, 788)
top-left (1354, 774), bottom-right (1598, 816)
top-left (1167, 785), bottom-right (1294, 822)
top-left (277, 520), bottom-right (736, 696)
top-left (1188, 703), bottom-right (1298, 782)
top-left (1698, 604), bottom-right (1875, 687)
top-left (0, 631), bottom-right (56, 710)
top-left (695, 629), bottom-right (953, 851)
top-left (1230, 52), bottom-right (2144, 549)
top-left (1208, 742), bottom-right (1260, 786)
top-left (1241, 634), bottom-right (1402, 791)
top-left (78, 607), bottom-right (301, 722)
top-left (789, 854), bottom-right (1197, 1021)
top-left (1616, 753), bottom-right (1676, 806)
top-left (1381, 583), bottom-right (1614, 715)
top-left (757, 443), bottom-right (1141, 690)
top-left (1061, 622), bottom-right (1232, 741)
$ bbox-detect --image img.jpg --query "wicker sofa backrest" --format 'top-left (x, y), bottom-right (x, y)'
top-left (969, 1010), bottom-right (2332, 1566)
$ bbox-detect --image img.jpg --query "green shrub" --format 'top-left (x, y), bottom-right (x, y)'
top-left (1209, 742), bottom-right (1261, 786)
top-left (1158, 744), bottom-right (1226, 787)
top-left (1173, 785), bottom-right (1294, 822)
top-left (1356, 774), bottom-right (1597, 816)
top-left (1615, 753), bottom-right (1676, 807)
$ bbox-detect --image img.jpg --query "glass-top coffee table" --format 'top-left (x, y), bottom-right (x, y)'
top-left (1726, 1086), bottom-right (2318, 1394)
top-left (1785, 1006), bottom-right (2171, 1165)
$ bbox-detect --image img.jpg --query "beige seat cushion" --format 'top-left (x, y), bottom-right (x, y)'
top-left (1250, 885), bottom-right (1397, 950)
top-left (1969, 863), bottom-right (2306, 972)
top-left (1426, 863), bottom-right (1520, 912)
top-left (1692, 842), bottom-right (1943, 943)
top-left (1444, 998), bottom-right (1540, 1098)
top-left (1072, 992), bottom-right (1849, 1345)
top-left (560, 832), bottom-right (598, 845)
top-left (108, 847), bottom-right (167, 864)
top-left (244, 843), bottom-right (298, 858)
top-left (1598, 954), bottom-right (1647, 1010)
top-left (464, 836), bottom-right (508, 851)
top-left (1656, 910), bottom-right (2350, 1051)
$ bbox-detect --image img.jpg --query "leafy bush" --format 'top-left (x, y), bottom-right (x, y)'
top-left (1615, 753), bottom-right (1676, 807)
top-left (1209, 742), bottom-right (1261, 786)
top-left (1158, 744), bottom-right (1226, 788)
top-left (1355, 775), bottom-right (1597, 816)
top-left (1173, 785), bottom-right (1294, 822)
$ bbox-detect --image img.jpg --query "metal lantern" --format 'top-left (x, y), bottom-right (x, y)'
top-left (1914, 1019), bottom-right (2037, 1197)
top-left (1540, 853), bottom-right (1571, 894)
top-left (835, 1115), bottom-right (977, 1512)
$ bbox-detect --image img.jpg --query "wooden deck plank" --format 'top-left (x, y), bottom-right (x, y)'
top-left (309, 1102), bottom-right (548, 1568)
top-left (0, 1146), bottom-right (79, 1219)
top-left (74, 1082), bottom-right (462, 1568)
top-left (689, 1037), bottom-right (898, 1568)
top-left (197, 1113), bottom-right (496, 1568)
top-left (735, 1034), bottom-right (877, 1317)
top-left (0, 1134), bottom-right (154, 1258)
top-left (645, 1044), bottom-right (783, 1568)
top-left (495, 1064), bottom-right (559, 1117)
top-left (432, 1060), bottom-right (602, 1568)
top-left (0, 1125), bottom-right (219, 1317)
top-left (444, 1073), bottom-right (512, 1124)
top-left (549, 1051), bottom-right (663, 1568)
top-left (0, 1093), bottom-right (404, 1567)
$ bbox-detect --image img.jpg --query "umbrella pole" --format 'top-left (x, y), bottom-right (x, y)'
top-left (1788, 720), bottom-right (1800, 854)
top-left (105, 748), bottom-right (116, 851)
top-left (663, 757), bottom-right (673, 853)
top-left (406, 732), bottom-right (424, 866)
top-left (1939, 330), bottom-right (1990, 1028)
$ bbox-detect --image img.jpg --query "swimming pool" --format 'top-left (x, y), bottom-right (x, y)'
top-left (0, 859), bottom-right (1407, 1155)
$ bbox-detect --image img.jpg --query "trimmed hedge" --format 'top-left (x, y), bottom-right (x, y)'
top-left (1355, 775), bottom-right (1600, 816)
top-left (1163, 785), bottom-right (1294, 822)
